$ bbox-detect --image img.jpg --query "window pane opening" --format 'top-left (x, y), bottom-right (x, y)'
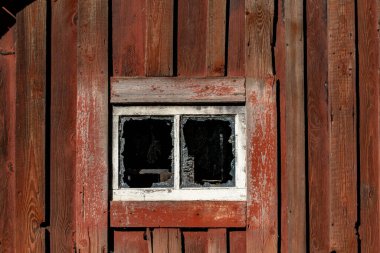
top-left (119, 116), bottom-right (174, 188)
top-left (181, 116), bottom-right (235, 187)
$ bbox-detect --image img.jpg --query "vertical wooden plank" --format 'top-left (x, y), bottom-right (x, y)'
top-left (206, 0), bottom-right (226, 76)
top-left (15, 0), bottom-right (46, 251)
top-left (245, 0), bottom-right (277, 252)
top-left (275, 0), bottom-right (288, 251)
top-left (358, 0), bottom-right (380, 251)
top-left (327, 0), bottom-right (357, 252)
top-left (75, 0), bottom-right (108, 251)
top-left (281, 0), bottom-right (306, 252)
top-left (183, 231), bottom-right (207, 253)
top-left (146, 0), bottom-right (173, 76)
top-left (114, 231), bottom-right (150, 253)
top-left (227, 0), bottom-right (245, 76)
top-left (0, 27), bottom-right (16, 253)
top-left (207, 229), bottom-right (226, 253)
top-left (112, 0), bottom-right (146, 76)
top-left (306, 0), bottom-right (330, 252)
top-left (152, 228), bottom-right (182, 253)
top-left (229, 231), bottom-right (246, 253)
top-left (177, 0), bottom-right (208, 77)
top-left (50, 0), bottom-right (77, 251)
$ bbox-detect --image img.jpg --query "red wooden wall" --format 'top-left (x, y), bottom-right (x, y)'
top-left (0, 0), bottom-right (379, 252)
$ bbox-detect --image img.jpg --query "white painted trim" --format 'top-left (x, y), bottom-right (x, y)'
top-left (112, 105), bottom-right (247, 201)
top-left (113, 188), bottom-right (247, 201)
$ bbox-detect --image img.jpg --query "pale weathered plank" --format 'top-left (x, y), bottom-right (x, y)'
top-left (227, 0), bottom-right (245, 76)
top-left (358, 0), bottom-right (380, 251)
top-left (327, 0), bottom-right (357, 251)
top-left (15, 1), bottom-right (47, 251)
top-left (146, 0), bottom-right (173, 76)
top-left (206, 0), bottom-right (226, 76)
top-left (111, 77), bottom-right (245, 103)
top-left (207, 229), bottom-right (227, 253)
top-left (114, 231), bottom-right (150, 253)
top-left (282, 0), bottom-right (306, 252)
top-left (50, 0), bottom-right (77, 251)
top-left (75, 0), bottom-right (108, 251)
top-left (245, 0), bottom-right (277, 251)
top-left (152, 228), bottom-right (181, 253)
top-left (306, 0), bottom-right (330, 251)
top-left (0, 27), bottom-right (16, 253)
top-left (110, 201), bottom-right (246, 228)
top-left (177, 0), bottom-right (208, 77)
top-left (112, 0), bottom-right (146, 76)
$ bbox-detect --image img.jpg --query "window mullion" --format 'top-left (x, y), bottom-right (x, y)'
top-left (174, 115), bottom-right (181, 190)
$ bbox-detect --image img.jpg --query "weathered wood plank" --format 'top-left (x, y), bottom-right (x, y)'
top-left (306, 0), bottom-right (330, 251)
top-left (207, 229), bottom-right (226, 253)
top-left (114, 231), bottom-right (150, 253)
top-left (229, 230), bottom-right (246, 253)
top-left (152, 228), bottom-right (181, 253)
top-left (112, 0), bottom-right (146, 76)
top-left (0, 27), bottom-right (16, 253)
top-left (146, 0), bottom-right (173, 76)
top-left (327, 0), bottom-right (357, 251)
top-left (110, 201), bottom-right (246, 228)
top-left (275, 0), bottom-right (288, 251)
top-left (281, 0), bottom-right (306, 251)
top-left (227, 0), bottom-right (245, 76)
top-left (111, 77), bottom-right (245, 103)
top-left (183, 231), bottom-right (207, 253)
top-left (358, 0), bottom-right (380, 251)
top-left (245, 0), bottom-right (277, 251)
top-left (15, 1), bottom-right (46, 251)
top-left (75, 0), bottom-right (108, 251)
top-left (50, 0), bottom-right (77, 251)
top-left (206, 0), bottom-right (226, 76)
top-left (177, 0), bottom-right (208, 77)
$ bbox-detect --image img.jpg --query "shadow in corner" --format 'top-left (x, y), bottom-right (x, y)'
top-left (0, 0), bottom-right (35, 38)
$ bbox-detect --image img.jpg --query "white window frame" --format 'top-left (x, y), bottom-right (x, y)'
top-left (112, 105), bottom-right (247, 201)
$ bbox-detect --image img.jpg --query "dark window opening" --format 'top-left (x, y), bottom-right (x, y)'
top-left (181, 116), bottom-right (235, 187)
top-left (119, 117), bottom-right (174, 188)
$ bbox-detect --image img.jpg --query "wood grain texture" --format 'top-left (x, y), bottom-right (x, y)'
top-left (114, 231), bottom-right (150, 253)
top-left (245, 0), bottom-right (277, 252)
top-left (0, 27), bottom-right (16, 253)
top-left (15, 1), bottom-right (46, 251)
top-left (207, 229), bottom-right (226, 253)
top-left (75, 0), bottom-right (108, 251)
top-left (206, 0), bottom-right (226, 76)
top-left (111, 77), bottom-right (246, 103)
top-left (227, 0), bottom-right (245, 76)
top-left (177, 0), bottom-right (208, 77)
top-left (146, 0), bottom-right (173, 76)
top-left (229, 230), bottom-right (246, 253)
top-left (358, 0), bottom-right (380, 251)
top-left (327, 0), bottom-right (357, 252)
top-left (274, 0), bottom-right (288, 251)
top-left (183, 231), bottom-right (207, 253)
top-left (282, 0), bottom-right (306, 251)
top-left (112, 0), bottom-right (146, 76)
top-left (50, 0), bottom-right (77, 251)
top-left (110, 201), bottom-right (246, 228)
top-left (306, 0), bottom-right (330, 252)
top-left (152, 228), bottom-right (181, 253)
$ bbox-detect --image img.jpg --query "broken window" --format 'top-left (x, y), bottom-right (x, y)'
top-left (181, 117), bottom-right (235, 187)
top-left (112, 106), bottom-right (246, 201)
top-left (119, 117), bottom-right (174, 188)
